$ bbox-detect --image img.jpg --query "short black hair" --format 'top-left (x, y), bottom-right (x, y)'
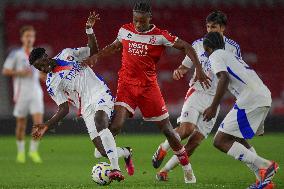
top-left (206, 11), bottom-right (227, 26)
top-left (29, 47), bottom-right (46, 65)
top-left (133, 1), bottom-right (152, 14)
top-left (203, 32), bottom-right (225, 50)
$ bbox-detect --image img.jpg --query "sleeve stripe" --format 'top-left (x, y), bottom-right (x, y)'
top-left (192, 38), bottom-right (203, 46)
top-left (225, 38), bottom-right (241, 58)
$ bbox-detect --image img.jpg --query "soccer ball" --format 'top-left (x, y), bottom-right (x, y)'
top-left (91, 162), bottom-right (112, 185)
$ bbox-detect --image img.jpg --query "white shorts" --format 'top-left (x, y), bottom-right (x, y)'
top-left (177, 88), bottom-right (220, 138)
top-left (218, 104), bottom-right (270, 139)
top-left (13, 96), bottom-right (44, 118)
top-left (82, 93), bottom-right (114, 140)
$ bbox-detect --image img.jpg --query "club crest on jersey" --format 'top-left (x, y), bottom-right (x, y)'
top-left (67, 55), bottom-right (75, 61)
top-left (149, 36), bottom-right (157, 44)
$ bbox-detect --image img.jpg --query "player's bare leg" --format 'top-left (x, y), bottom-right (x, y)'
top-left (16, 117), bottom-right (27, 163)
top-left (153, 122), bottom-right (195, 169)
top-left (214, 131), bottom-right (279, 188)
top-left (155, 118), bottom-right (190, 174)
top-left (29, 113), bottom-right (43, 163)
top-left (110, 105), bottom-right (131, 136)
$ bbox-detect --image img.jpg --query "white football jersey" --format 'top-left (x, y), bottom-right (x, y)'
top-left (209, 49), bottom-right (271, 109)
top-left (46, 47), bottom-right (112, 115)
top-left (3, 48), bottom-right (43, 102)
top-left (182, 36), bottom-right (242, 95)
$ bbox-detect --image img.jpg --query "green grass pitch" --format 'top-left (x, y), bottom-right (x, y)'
top-left (0, 134), bottom-right (283, 189)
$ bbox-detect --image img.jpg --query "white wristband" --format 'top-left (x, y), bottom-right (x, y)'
top-left (86, 28), bottom-right (94, 35)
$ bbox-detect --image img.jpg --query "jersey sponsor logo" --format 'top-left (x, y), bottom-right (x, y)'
top-left (183, 111), bottom-right (189, 118)
top-left (200, 52), bottom-right (211, 72)
top-left (46, 74), bottom-right (55, 96)
top-left (65, 62), bottom-right (82, 81)
top-left (128, 42), bottom-right (148, 56)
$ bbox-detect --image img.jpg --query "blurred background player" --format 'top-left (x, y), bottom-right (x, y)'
top-left (2, 25), bottom-right (44, 163)
top-left (84, 1), bottom-right (211, 183)
top-left (203, 32), bottom-right (278, 189)
top-left (30, 11), bottom-right (133, 181)
top-left (153, 11), bottom-right (245, 183)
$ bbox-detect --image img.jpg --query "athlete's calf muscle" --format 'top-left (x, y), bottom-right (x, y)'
top-left (175, 122), bottom-right (196, 140)
top-left (95, 110), bottom-right (110, 133)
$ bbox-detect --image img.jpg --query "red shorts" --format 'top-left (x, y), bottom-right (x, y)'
top-left (115, 81), bottom-right (169, 121)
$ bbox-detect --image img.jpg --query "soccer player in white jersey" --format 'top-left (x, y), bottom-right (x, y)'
top-left (202, 32), bottom-right (278, 189)
top-left (2, 26), bottom-right (44, 163)
top-left (29, 12), bottom-right (134, 182)
top-left (153, 11), bottom-right (243, 183)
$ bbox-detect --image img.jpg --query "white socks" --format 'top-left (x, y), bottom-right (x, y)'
top-left (117, 147), bottom-right (130, 158)
top-left (163, 155), bottom-right (179, 172)
top-left (98, 129), bottom-right (120, 170)
top-left (94, 147), bottom-right (130, 158)
top-left (160, 140), bottom-right (170, 151)
top-left (246, 147), bottom-right (261, 180)
top-left (227, 142), bottom-right (270, 170)
top-left (29, 140), bottom-right (39, 152)
top-left (16, 140), bottom-right (25, 153)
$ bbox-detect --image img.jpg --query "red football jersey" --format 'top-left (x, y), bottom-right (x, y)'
top-left (117, 23), bottom-right (178, 85)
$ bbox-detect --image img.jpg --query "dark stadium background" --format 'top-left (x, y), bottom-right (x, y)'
top-left (0, 0), bottom-right (283, 134)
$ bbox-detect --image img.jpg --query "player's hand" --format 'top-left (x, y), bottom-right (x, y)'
top-left (173, 68), bottom-right (187, 80)
top-left (32, 124), bottom-right (49, 140)
top-left (86, 11), bottom-right (100, 29)
top-left (194, 66), bottom-right (211, 89)
top-left (203, 105), bottom-right (217, 122)
top-left (17, 69), bottom-right (33, 77)
top-left (82, 54), bottom-right (98, 67)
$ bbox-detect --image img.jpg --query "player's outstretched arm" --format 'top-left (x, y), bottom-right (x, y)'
top-left (84, 39), bottom-right (122, 67)
top-left (173, 39), bottom-right (211, 88)
top-left (32, 102), bottom-right (69, 139)
top-left (203, 71), bottom-right (229, 121)
top-left (86, 11), bottom-right (100, 56)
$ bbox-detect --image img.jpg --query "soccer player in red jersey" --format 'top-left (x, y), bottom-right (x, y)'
top-left (85, 1), bottom-right (210, 178)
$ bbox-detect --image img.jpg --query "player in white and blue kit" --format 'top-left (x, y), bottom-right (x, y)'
top-left (202, 32), bottom-right (278, 189)
top-left (2, 25), bottom-right (44, 163)
top-left (29, 11), bottom-right (133, 182)
top-left (153, 11), bottom-right (244, 183)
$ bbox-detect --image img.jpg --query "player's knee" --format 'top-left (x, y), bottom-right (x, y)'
top-left (16, 123), bottom-right (26, 134)
top-left (182, 123), bottom-right (195, 137)
top-left (109, 118), bottom-right (124, 135)
top-left (94, 111), bottom-right (109, 133)
top-left (213, 136), bottom-right (224, 150)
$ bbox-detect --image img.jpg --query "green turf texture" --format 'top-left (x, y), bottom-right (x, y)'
top-left (0, 134), bottom-right (283, 189)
